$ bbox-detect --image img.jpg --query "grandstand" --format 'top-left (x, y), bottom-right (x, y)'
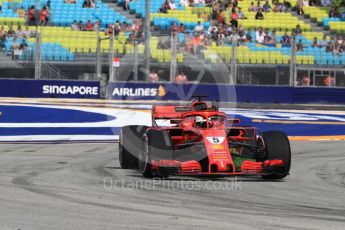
top-left (0, 0), bottom-right (344, 85)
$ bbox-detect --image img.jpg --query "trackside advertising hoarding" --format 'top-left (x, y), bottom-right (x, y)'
top-left (108, 82), bottom-right (292, 103)
top-left (109, 82), bottom-right (345, 104)
top-left (0, 79), bottom-right (100, 99)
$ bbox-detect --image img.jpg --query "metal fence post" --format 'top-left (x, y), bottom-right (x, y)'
top-left (144, 0), bottom-right (151, 81)
top-left (109, 30), bottom-right (114, 82)
top-left (96, 32), bottom-right (101, 80)
top-left (290, 37), bottom-right (296, 86)
top-left (170, 33), bottom-right (177, 83)
top-left (34, 31), bottom-right (41, 80)
top-left (230, 37), bottom-right (237, 84)
top-left (133, 40), bottom-right (139, 81)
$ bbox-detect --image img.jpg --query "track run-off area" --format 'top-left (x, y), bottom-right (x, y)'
top-left (0, 98), bottom-right (344, 229)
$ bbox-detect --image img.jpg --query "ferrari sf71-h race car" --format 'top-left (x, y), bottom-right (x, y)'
top-left (119, 96), bottom-right (291, 179)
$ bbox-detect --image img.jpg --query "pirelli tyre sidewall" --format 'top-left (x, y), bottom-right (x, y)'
top-left (261, 131), bottom-right (291, 179)
top-left (119, 125), bottom-right (148, 169)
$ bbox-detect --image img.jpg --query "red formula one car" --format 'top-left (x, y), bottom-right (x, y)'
top-left (119, 96), bottom-right (291, 179)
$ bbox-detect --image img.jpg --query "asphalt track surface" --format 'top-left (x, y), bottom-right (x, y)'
top-left (0, 141), bottom-right (344, 230)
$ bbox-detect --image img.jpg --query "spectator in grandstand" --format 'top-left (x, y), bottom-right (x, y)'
top-left (93, 21), bottom-right (100, 32)
top-left (272, 1), bottom-right (281, 12)
top-left (105, 24), bottom-right (113, 35)
top-left (71, 20), bottom-right (79, 31)
top-left (255, 28), bottom-right (265, 43)
top-left (281, 31), bottom-right (290, 45)
top-left (0, 26), bottom-right (6, 38)
top-left (195, 21), bottom-right (204, 33)
top-left (329, 6), bottom-right (339, 18)
top-left (255, 8), bottom-right (264, 20)
top-left (237, 7), bottom-right (247, 19)
top-left (230, 9), bottom-right (239, 28)
top-left (84, 20), bottom-right (94, 31)
top-left (28, 6), bottom-right (36, 25)
top-left (169, 0), bottom-right (177, 10)
top-left (12, 38), bottom-right (20, 60)
top-left (193, 0), bottom-right (206, 6)
top-left (123, 0), bottom-right (129, 11)
top-left (237, 30), bottom-right (247, 45)
top-left (217, 10), bottom-right (224, 24)
top-left (302, 75), bottom-right (311, 86)
top-left (246, 29), bottom-right (252, 42)
top-left (282, 0), bottom-right (290, 12)
top-left (296, 39), bottom-right (304, 51)
top-left (132, 20), bottom-right (140, 32)
top-left (309, 0), bottom-right (317, 6)
top-left (323, 75), bottom-right (335, 87)
top-left (312, 37), bottom-right (318, 47)
top-left (207, 21), bottom-right (218, 36)
top-left (317, 35), bottom-right (327, 47)
top-left (19, 39), bottom-right (28, 50)
top-left (82, 0), bottom-right (91, 8)
top-left (294, 24), bottom-right (302, 35)
top-left (171, 21), bottom-right (179, 35)
top-left (180, 0), bottom-right (189, 7)
top-left (39, 6), bottom-right (49, 25)
top-left (179, 23), bottom-right (186, 33)
top-left (265, 29), bottom-right (277, 45)
top-left (263, 1), bottom-right (271, 12)
top-left (256, 2), bottom-right (262, 11)
top-left (7, 25), bottom-right (15, 37)
top-left (15, 26), bottom-right (25, 38)
top-left (125, 32), bottom-right (135, 45)
top-left (303, 0), bottom-right (309, 7)
top-left (159, 0), bottom-right (170, 13)
top-left (149, 70), bottom-right (160, 83)
top-left (212, 2), bottom-right (219, 20)
top-left (113, 21), bottom-right (121, 35)
top-left (248, 2), bottom-right (257, 12)
top-left (0, 26), bottom-right (6, 49)
top-left (321, 0), bottom-right (331, 6)
top-left (184, 32), bottom-right (193, 51)
top-left (296, 0), bottom-right (305, 15)
top-left (175, 72), bottom-right (188, 84)
top-left (23, 26), bottom-right (35, 38)
top-left (333, 44), bottom-right (342, 56)
top-left (78, 21), bottom-right (84, 31)
top-left (325, 41), bottom-right (332, 52)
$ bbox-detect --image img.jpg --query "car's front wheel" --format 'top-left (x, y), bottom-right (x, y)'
top-left (260, 131), bottom-right (291, 179)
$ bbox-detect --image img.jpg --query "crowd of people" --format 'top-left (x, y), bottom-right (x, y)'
top-left (0, 25), bottom-right (35, 60)
top-left (27, 5), bottom-right (49, 26)
top-left (148, 69), bottom-right (189, 84)
top-left (71, 19), bottom-right (101, 32)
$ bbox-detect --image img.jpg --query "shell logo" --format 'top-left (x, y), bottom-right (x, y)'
top-left (158, 85), bottom-right (166, 97)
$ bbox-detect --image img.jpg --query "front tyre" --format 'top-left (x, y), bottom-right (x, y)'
top-left (119, 125), bottom-right (147, 169)
top-left (261, 131), bottom-right (291, 179)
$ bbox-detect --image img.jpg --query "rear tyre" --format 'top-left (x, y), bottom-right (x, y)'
top-left (119, 125), bottom-right (147, 169)
top-left (139, 129), bottom-right (174, 178)
top-left (260, 131), bottom-right (291, 179)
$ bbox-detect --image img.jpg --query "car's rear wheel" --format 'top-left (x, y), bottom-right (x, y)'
top-left (260, 131), bottom-right (291, 179)
top-left (139, 129), bottom-right (174, 178)
top-left (119, 125), bottom-right (147, 169)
